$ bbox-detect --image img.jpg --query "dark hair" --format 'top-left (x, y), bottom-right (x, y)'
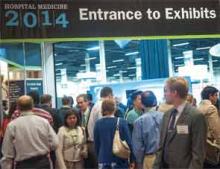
top-left (40, 94), bottom-right (52, 104)
top-left (166, 77), bottom-right (189, 99)
top-left (131, 91), bottom-right (143, 103)
top-left (2, 100), bottom-right (8, 111)
top-left (76, 94), bottom-right (88, 102)
top-left (186, 94), bottom-right (193, 104)
top-left (126, 96), bottom-right (133, 111)
top-left (67, 96), bottom-right (74, 107)
top-left (8, 102), bottom-right (17, 118)
top-left (100, 87), bottom-right (113, 98)
top-left (64, 109), bottom-right (80, 128)
top-left (27, 91), bottom-right (40, 105)
top-left (201, 86), bottom-right (219, 100)
top-left (101, 99), bottom-right (116, 116)
top-left (17, 95), bottom-right (33, 111)
top-left (141, 91), bottom-right (157, 108)
top-left (87, 93), bottom-right (93, 101)
top-left (62, 96), bottom-right (70, 105)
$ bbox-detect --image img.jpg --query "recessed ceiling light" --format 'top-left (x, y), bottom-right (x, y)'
top-left (125, 51), bottom-right (139, 56)
top-left (86, 46), bottom-right (99, 51)
top-left (194, 58), bottom-right (204, 61)
top-left (196, 46), bottom-right (211, 50)
top-left (175, 56), bottom-right (184, 60)
top-left (107, 66), bottom-right (117, 69)
top-left (173, 42), bottom-right (189, 47)
top-left (55, 63), bottom-right (63, 66)
top-left (127, 67), bottom-right (136, 69)
top-left (112, 59), bottom-right (124, 63)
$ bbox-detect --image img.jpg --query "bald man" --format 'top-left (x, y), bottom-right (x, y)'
top-left (1, 95), bottom-right (58, 169)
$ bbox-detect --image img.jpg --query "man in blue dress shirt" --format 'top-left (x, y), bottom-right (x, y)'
top-left (132, 91), bottom-right (163, 169)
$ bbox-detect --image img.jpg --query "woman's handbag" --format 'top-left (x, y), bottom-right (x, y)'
top-left (206, 139), bottom-right (220, 165)
top-left (112, 118), bottom-right (131, 159)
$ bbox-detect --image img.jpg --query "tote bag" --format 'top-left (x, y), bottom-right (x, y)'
top-left (112, 118), bottom-right (131, 159)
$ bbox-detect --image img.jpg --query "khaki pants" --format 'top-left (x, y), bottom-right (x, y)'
top-left (143, 154), bottom-right (156, 169)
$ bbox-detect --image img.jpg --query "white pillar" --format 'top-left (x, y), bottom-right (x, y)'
top-left (41, 43), bottom-right (56, 107)
top-left (167, 40), bottom-right (174, 77)
top-left (99, 41), bottom-right (107, 83)
top-left (135, 58), bottom-right (141, 80)
top-left (208, 54), bottom-right (214, 82)
top-left (85, 53), bottom-right (91, 72)
top-left (119, 70), bottom-right (123, 82)
top-left (183, 50), bottom-right (193, 67)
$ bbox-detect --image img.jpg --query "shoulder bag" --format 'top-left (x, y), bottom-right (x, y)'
top-left (112, 118), bottom-right (131, 159)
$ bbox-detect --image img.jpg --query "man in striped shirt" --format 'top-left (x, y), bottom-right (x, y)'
top-left (11, 91), bottom-right (53, 125)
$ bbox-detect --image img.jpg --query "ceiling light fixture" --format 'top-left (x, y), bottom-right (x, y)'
top-left (196, 46), bottom-right (211, 50)
top-left (86, 46), bottom-right (100, 51)
top-left (194, 58), bottom-right (204, 61)
top-left (85, 57), bottom-right (96, 60)
top-left (173, 42), bottom-right (189, 47)
top-left (125, 51), bottom-right (139, 56)
top-left (175, 56), bottom-right (184, 60)
top-left (175, 64), bottom-right (185, 67)
top-left (107, 66), bottom-right (117, 69)
top-left (127, 67), bottom-right (136, 69)
top-left (55, 63), bottom-right (63, 66)
top-left (209, 43), bottom-right (220, 57)
top-left (112, 59), bottom-right (124, 63)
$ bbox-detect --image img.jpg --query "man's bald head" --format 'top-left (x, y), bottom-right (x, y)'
top-left (17, 95), bottom-right (33, 111)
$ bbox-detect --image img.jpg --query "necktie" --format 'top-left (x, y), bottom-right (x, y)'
top-left (168, 109), bottom-right (178, 130)
top-left (82, 114), bottom-right (86, 126)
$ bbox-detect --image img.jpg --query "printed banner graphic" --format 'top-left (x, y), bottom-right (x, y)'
top-left (1, 0), bottom-right (220, 39)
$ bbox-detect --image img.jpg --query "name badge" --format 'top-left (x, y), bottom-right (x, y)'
top-left (177, 125), bottom-right (189, 134)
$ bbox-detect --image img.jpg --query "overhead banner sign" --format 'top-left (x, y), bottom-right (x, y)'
top-left (1, 0), bottom-right (220, 39)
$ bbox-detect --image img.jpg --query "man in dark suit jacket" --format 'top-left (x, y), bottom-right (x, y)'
top-left (57, 96), bottom-right (74, 125)
top-left (153, 77), bottom-right (207, 169)
top-left (40, 94), bottom-right (62, 133)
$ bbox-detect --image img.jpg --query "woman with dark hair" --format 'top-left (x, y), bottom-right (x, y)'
top-left (94, 99), bottom-right (135, 169)
top-left (1, 101), bottom-right (17, 136)
top-left (56, 110), bottom-right (87, 169)
top-left (0, 101), bottom-right (17, 159)
top-left (67, 96), bottom-right (74, 108)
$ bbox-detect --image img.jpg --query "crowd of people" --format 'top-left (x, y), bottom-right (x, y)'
top-left (0, 76), bottom-right (220, 169)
